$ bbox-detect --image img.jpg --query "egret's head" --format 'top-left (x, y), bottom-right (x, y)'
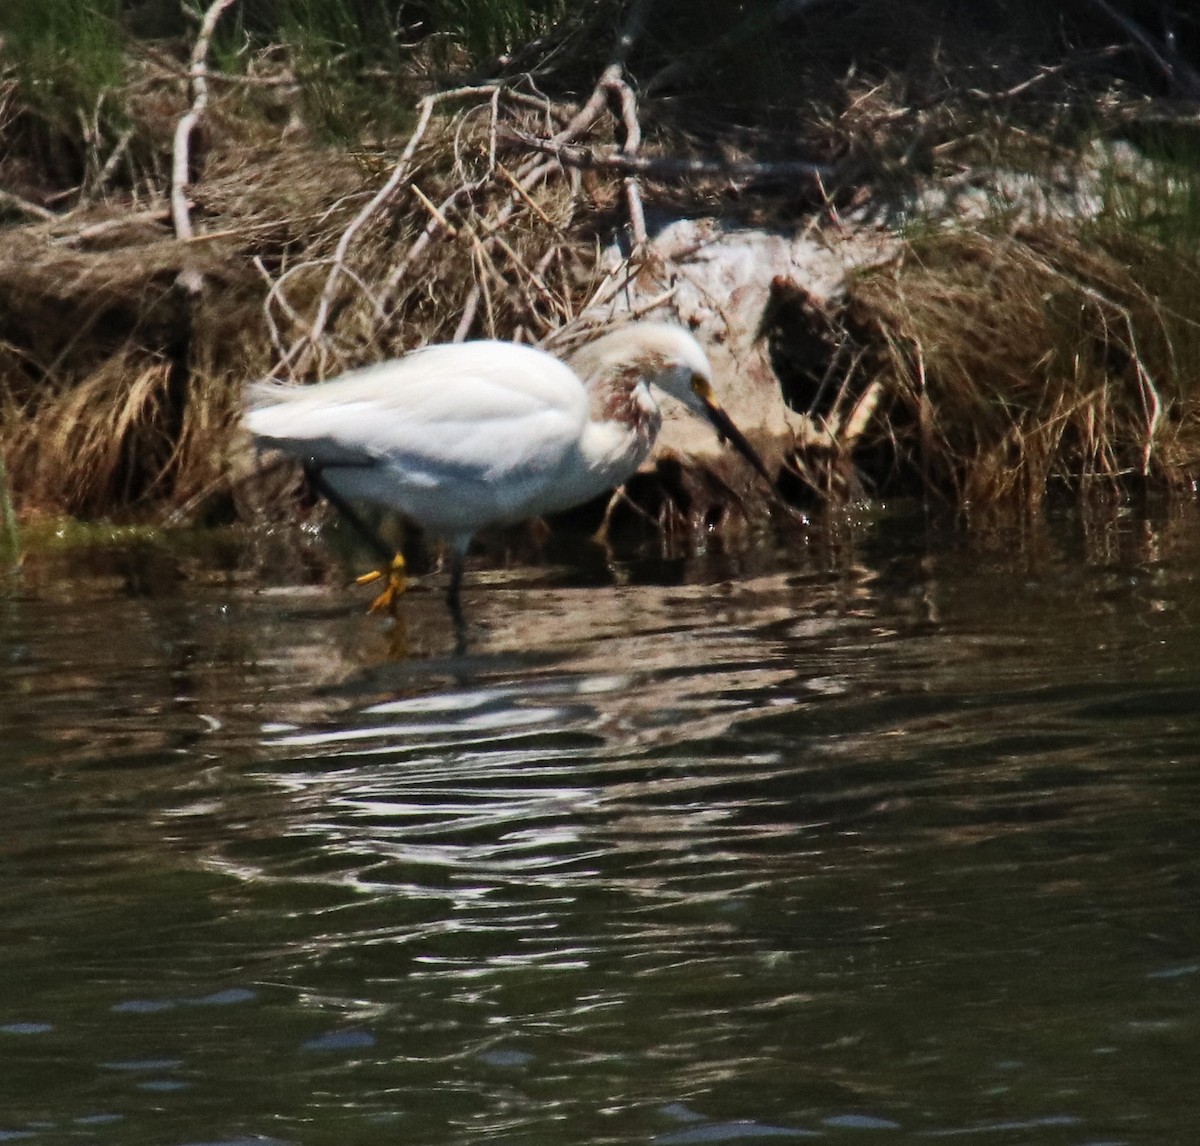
top-left (573, 322), bottom-right (775, 486)
top-left (624, 323), bottom-right (715, 415)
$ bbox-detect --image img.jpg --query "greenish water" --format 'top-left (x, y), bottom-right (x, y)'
top-left (2, 508), bottom-right (1200, 1145)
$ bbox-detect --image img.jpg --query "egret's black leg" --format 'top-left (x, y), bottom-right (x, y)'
top-left (446, 551), bottom-right (468, 654)
top-left (446, 550), bottom-right (466, 617)
top-left (303, 464), bottom-right (406, 610)
top-left (303, 464), bottom-right (393, 565)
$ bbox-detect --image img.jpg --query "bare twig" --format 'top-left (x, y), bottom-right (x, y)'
top-left (477, 160), bottom-right (557, 240)
top-left (535, 0), bottom-right (652, 249)
top-left (452, 97), bottom-right (496, 182)
top-left (379, 179), bottom-right (485, 305)
top-left (970, 45), bottom-right (1125, 101)
top-left (0, 189), bottom-right (54, 221)
top-left (597, 483), bottom-right (662, 542)
top-left (1079, 0), bottom-right (1200, 99)
top-left (453, 286), bottom-right (481, 343)
top-left (94, 128), bottom-right (135, 196)
top-left (488, 86), bottom-right (501, 172)
top-left (205, 68), bottom-right (298, 88)
top-left (52, 207), bottom-right (174, 247)
top-left (488, 231), bottom-right (563, 321)
top-left (253, 256), bottom-right (289, 360)
top-left (473, 242), bottom-right (497, 338)
top-left (496, 160), bottom-right (556, 228)
top-left (410, 183), bottom-right (459, 236)
top-left (628, 286), bottom-right (678, 319)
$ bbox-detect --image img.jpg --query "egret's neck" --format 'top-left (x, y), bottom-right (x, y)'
top-left (561, 369), bottom-right (659, 496)
top-left (589, 367), bottom-right (660, 456)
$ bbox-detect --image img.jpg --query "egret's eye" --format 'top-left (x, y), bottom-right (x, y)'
top-left (691, 374), bottom-right (715, 403)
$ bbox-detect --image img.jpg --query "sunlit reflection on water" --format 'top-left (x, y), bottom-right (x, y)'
top-left (2, 510), bottom-right (1200, 1143)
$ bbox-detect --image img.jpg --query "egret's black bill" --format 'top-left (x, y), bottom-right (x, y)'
top-left (702, 400), bottom-right (775, 488)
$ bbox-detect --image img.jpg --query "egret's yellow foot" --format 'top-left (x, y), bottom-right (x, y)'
top-left (357, 554), bottom-right (407, 613)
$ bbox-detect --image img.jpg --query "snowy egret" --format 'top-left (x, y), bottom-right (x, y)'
top-left (245, 322), bottom-right (774, 613)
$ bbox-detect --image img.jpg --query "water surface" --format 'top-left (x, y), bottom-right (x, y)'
top-left (2, 508), bottom-right (1199, 1145)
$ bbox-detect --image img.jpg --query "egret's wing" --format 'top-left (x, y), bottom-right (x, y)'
top-left (245, 342), bottom-right (589, 487)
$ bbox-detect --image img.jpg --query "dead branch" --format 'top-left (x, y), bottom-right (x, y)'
top-left (55, 206), bottom-right (175, 247)
top-left (842, 380), bottom-right (883, 447)
top-left (546, 0), bottom-right (650, 249)
top-left (552, 0), bottom-right (649, 144)
top-left (488, 231), bottom-right (563, 321)
top-left (602, 74), bottom-right (647, 250)
top-left (509, 130), bottom-right (833, 186)
top-left (171, 0), bottom-right (239, 293)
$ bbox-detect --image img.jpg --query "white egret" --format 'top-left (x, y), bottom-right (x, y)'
top-left (245, 322), bottom-right (774, 613)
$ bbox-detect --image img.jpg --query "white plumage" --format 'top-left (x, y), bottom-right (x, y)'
top-left (245, 323), bottom-right (770, 609)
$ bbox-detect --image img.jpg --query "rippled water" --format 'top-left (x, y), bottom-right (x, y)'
top-left (2, 507), bottom-right (1200, 1145)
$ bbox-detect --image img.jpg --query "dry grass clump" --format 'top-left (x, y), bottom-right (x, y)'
top-left (0, 110), bottom-right (365, 519)
top-left (845, 222), bottom-right (1200, 506)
